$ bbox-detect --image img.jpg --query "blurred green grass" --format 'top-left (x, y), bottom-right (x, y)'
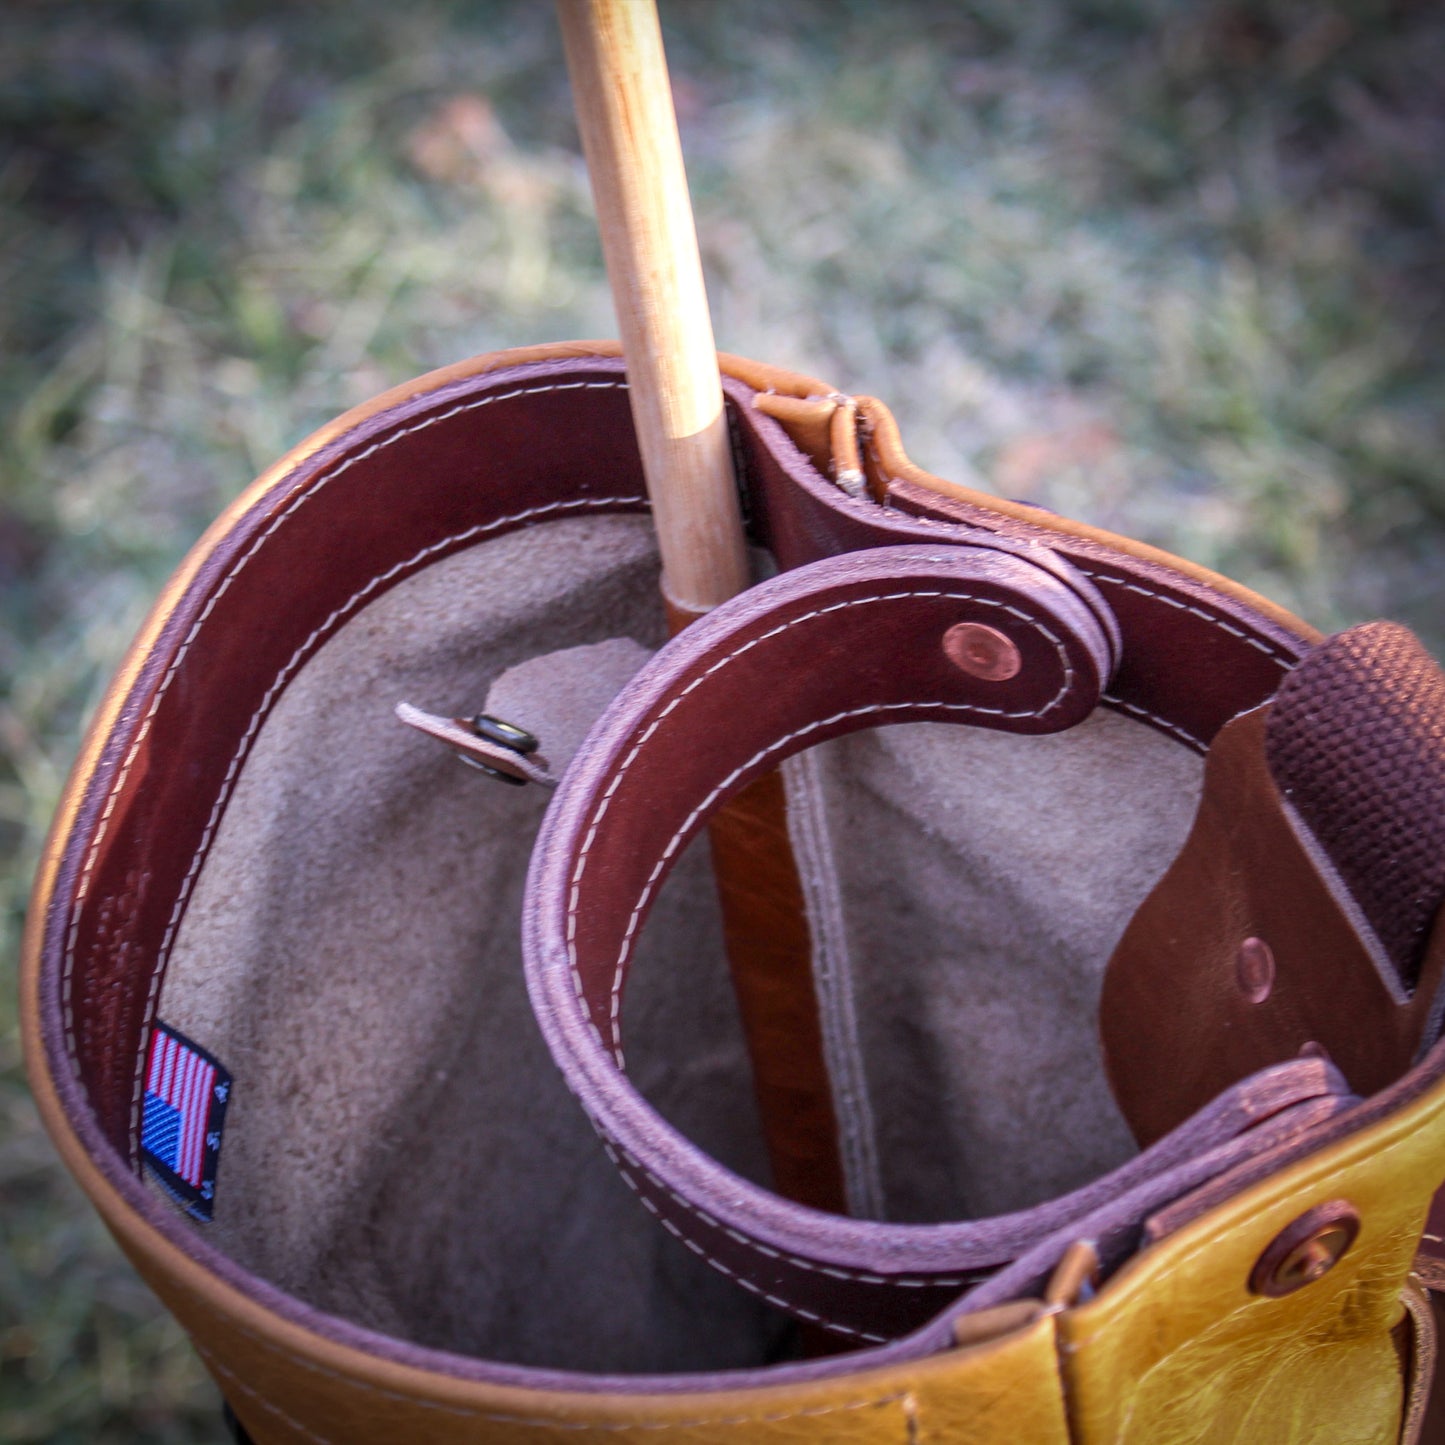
top-left (3, 1), bottom-right (1443, 1438)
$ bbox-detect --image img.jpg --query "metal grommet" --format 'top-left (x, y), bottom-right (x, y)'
top-left (943, 622), bottom-right (1021, 682)
top-left (1235, 936), bottom-right (1275, 1003)
top-left (456, 753), bottom-right (528, 785)
top-left (1249, 1201), bottom-right (1360, 1297)
top-left (454, 713), bottom-right (538, 785)
top-left (471, 714), bottom-right (539, 754)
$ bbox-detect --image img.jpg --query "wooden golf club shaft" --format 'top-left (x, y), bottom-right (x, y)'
top-left (558, 0), bottom-right (849, 1224)
top-left (557, 0), bottom-right (749, 614)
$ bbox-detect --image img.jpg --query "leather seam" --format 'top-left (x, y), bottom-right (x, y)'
top-left (1100, 693), bottom-right (1206, 752)
top-left (58, 375), bottom-right (635, 1158)
top-left (608, 1135), bottom-right (980, 1292)
top-left (863, 431), bottom-right (1293, 670)
top-left (200, 1346), bottom-right (333, 1443)
top-left (601, 1136), bottom-right (990, 1345)
top-left (571, 590), bottom-right (1074, 1065)
top-left (199, 1315), bottom-right (911, 1429)
top-left (1076, 569), bottom-right (1293, 665)
top-left (781, 749), bottom-right (886, 1220)
top-left (121, 496), bottom-right (634, 1155)
top-left (561, 589), bottom-right (1069, 1324)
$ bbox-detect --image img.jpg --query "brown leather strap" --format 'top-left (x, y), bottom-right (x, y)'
top-left (708, 769), bottom-right (849, 1215)
top-left (1102, 678), bottom-right (1445, 1149)
top-left (669, 562), bottom-right (852, 1219)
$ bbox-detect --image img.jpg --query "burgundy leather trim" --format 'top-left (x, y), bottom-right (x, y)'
top-left (51, 357), bottom-right (1302, 1174)
top-left (879, 473), bottom-right (1304, 750)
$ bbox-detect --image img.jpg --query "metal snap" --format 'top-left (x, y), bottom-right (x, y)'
top-left (943, 622), bottom-right (1021, 681)
top-left (1249, 1201), bottom-right (1360, 1297)
top-left (470, 714), bottom-right (539, 754)
top-left (1235, 936), bottom-right (1275, 1003)
top-left (455, 714), bottom-right (538, 785)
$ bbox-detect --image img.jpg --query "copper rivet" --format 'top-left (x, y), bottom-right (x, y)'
top-left (943, 623), bottom-right (1021, 682)
top-left (1235, 936), bottom-right (1275, 1003)
top-left (1249, 1201), bottom-right (1360, 1297)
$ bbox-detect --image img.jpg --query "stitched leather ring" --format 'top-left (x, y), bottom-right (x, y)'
top-left (523, 543), bottom-right (1354, 1343)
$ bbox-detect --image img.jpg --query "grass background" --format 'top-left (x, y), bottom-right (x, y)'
top-left (3, 1), bottom-right (1444, 1438)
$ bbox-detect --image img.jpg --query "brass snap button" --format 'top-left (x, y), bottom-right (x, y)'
top-left (1235, 936), bottom-right (1275, 1003)
top-left (1249, 1201), bottom-right (1360, 1297)
top-left (943, 622), bottom-right (1021, 681)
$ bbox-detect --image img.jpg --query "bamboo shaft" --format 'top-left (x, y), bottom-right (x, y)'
top-left (558, 0), bottom-right (749, 612)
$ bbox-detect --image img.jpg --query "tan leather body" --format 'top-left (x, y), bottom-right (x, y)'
top-left (23, 342), bottom-right (1445, 1443)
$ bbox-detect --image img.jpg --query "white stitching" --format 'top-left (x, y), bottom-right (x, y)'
top-left (199, 1347), bottom-right (335, 1443)
top-left (1102, 693), bottom-right (1207, 752)
top-left (121, 493), bottom-right (640, 1151)
top-left (569, 591), bottom-right (1072, 1061)
top-left (560, 587), bottom-right (1069, 1324)
top-left (57, 375), bottom-right (631, 1155)
top-left (1075, 568), bottom-right (1294, 665)
top-left (600, 1132), bottom-right (988, 1341)
top-left (617, 1134), bottom-right (979, 1292)
top-left (605, 1142), bottom-right (890, 1345)
top-left (862, 428), bottom-right (1295, 672)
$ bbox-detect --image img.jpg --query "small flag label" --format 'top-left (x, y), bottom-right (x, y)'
top-left (140, 1022), bottom-right (230, 1221)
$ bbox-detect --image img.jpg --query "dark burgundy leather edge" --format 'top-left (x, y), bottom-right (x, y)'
top-left (880, 474), bottom-right (1307, 750)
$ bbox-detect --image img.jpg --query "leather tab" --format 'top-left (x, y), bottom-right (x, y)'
top-left (1102, 688), bottom-right (1445, 1149)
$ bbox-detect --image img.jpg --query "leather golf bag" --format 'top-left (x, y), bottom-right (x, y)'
top-left (22, 340), bottom-right (1445, 1442)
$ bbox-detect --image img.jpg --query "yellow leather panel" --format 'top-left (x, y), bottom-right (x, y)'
top-left (1059, 1084), bottom-right (1445, 1444)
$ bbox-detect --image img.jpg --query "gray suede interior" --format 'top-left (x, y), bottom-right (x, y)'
top-left (158, 511), bottom-right (1204, 1372)
top-left (160, 516), bottom-right (785, 1372)
top-left (793, 716), bottom-right (1202, 1224)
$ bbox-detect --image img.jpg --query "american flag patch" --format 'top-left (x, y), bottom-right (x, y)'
top-left (140, 1022), bottom-right (230, 1221)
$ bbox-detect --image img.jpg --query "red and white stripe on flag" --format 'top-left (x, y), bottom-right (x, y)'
top-left (146, 1026), bottom-right (217, 1188)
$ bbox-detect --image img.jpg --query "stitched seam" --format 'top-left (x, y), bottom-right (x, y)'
top-left (561, 588), bottom-right (1068, 1324)
top-left (1076, 568), bottom-right (1294, 665)
top-left (599, 1138), bottom-right (888, 1344)
top-left (862, 427), bottom-right (1293, 671)
top-left (199, 1347), bottom-right (335, 1444)
top-left (1102, 693), bottom-right (1206, 752)
top-left (57, 372), bottom-right (633, 1154)
top-left (780, 749), bottom-right (886, 1221)
top-left (599, 1133), bottom-right (996, 1344)
top-left (119, 495), bottom-right (635, 1154)
top-left (609, 1135), bottom-right (980, 1293)
top-left (569, 590), bottom-right (1072, 1062)
top-left (202, 1307), bottom-right (909, 1428)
